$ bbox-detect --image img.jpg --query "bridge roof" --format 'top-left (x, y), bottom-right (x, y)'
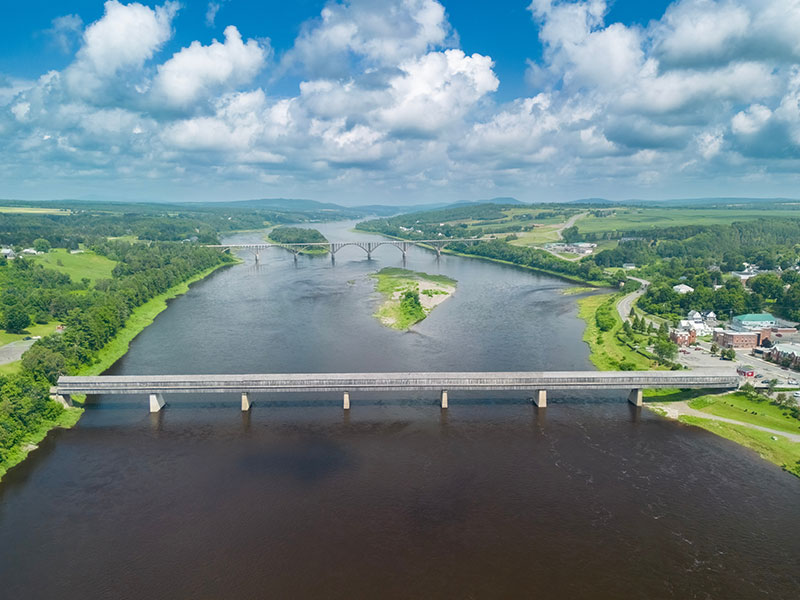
top-left (57, 370), bottom-right (739, 395)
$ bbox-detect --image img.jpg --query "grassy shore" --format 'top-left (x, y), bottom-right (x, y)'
top-left (681, 415), bottom-right (800, 477)
top-left (576, 292), bottom-right (657, 370)
top-left (77, 261), bottom-right (232, 376)
top-left (0, 405), bottom-right (83, 480)
top-left (0, 260), bottom-right (234, 482)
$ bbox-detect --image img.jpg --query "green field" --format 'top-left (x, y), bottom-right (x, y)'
top-left (0, 206), bottom-right (70, 214)
top-left (31, 248), bottom-right (117, 283)
top-left (508, 226), bottom-right (561, 246)
top-left (575, 206), bottom-right (800, 234)
top-left (688, 392), bottom-right (800, 435)
top-left (0, 321), bottom-right (60, 347)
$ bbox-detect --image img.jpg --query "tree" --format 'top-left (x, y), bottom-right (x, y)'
top-left (710, 343), bottom-right (719, 355)
top-left (654, 337), bottom-right (678, 361)
top-left (749, 273), bottom-right (784, 300)
top-left (3, 305), bottom-right (31, 333)
top-left (658, 322), bottom-right (669, 338)
top-left (767, 378), bottom-right (778, 394)
top-left (33, 238), bottom-right (51, 253)
top-left (623, 321), bottom-right (634, 338)
top-left (21, 345), bottom-right (66, 385)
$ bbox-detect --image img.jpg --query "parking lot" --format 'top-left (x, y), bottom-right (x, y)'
top-left (677, 341), bottom-right (800, 390)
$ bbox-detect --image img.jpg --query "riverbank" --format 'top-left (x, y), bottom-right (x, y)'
top-left (650, 392), bottom-right (800, 477)
top-left (0, 260), bottom-right (234, 482)
top-left (77, 261), bottom-right (235, 376)
top-left (371, 267), bottom-right (456, 330)
top-left (577, 292), bottom-right (659, 370)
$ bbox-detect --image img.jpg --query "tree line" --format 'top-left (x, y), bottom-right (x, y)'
top-left (0, 241), bottom-right (233, 469)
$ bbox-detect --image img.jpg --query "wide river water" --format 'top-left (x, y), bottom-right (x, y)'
top-left (1, 221), bottom-right (799, 598)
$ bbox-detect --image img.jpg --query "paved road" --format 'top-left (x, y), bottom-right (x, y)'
top-left (654, 400), bottom-right (800, 442)
top-left (616, 276), bottom-right (650, 321)
top-left (0, 339), bottom-right (34, 365)
top-left (555, 212), bottom-right (588, 240)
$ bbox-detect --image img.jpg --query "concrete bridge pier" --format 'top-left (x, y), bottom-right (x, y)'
top-left (241, 392), bottom-right (252, 412)
top-left (149, 393), bottom-right (165, 413)
top-left (441, 390), bottom-right (448, 409)
top-left (532, 389), bottom-right (547, 408)
top-left (343, 391), bottom-right (350, 410)
top-left (628, 389), bottom-right (643, 407)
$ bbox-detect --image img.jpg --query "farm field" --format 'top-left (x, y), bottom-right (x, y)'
top-left (31, 248), bottom-right (117, 283)
top-left (575, 206), bottom-right (800, 234)
top-left (0, 206), bottom-right (70, 214)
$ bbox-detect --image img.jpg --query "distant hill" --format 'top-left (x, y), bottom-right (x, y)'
top-left (569, 197), bottom-right (800, 207)
top-left (223, 198), bottom-right (350, 212)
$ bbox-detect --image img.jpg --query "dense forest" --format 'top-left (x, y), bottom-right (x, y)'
top-left (0, 241), bottom-right (232, 469)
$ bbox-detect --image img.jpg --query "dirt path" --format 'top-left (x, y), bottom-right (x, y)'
top-left (653, 400), bottom-right (800, 442)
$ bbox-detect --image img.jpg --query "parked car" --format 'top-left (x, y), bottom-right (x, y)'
top-left (788, 379), bottom-right (798, 385)
top-left (755, 374), bottom-right (764, 379)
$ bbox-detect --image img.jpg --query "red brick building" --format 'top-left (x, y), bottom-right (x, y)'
top-left (670, 329), bottom-right (696, 346)
top-left (712, 329), bottom-right (759, 349)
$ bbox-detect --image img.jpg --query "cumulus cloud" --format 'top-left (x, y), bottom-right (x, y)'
top-left (154, 26), bottom-right (268, 108)
top-left (64, 0), bottom-right (179, 98)
top-left (4, 0), bottom-right (800, 201)
top-left (283, 0), bottom-right (452, 77)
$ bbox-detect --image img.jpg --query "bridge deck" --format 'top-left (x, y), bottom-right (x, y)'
top-left (56, 370), bottom-right (739, 395)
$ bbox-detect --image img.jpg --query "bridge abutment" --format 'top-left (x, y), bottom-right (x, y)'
top-left (343, 391), bottom-right (350, 410)
top-left (533, 389), bottom-right (547, 408)
top-left (628, 389), bottom-right (643, 407)
top-left (241, 392), bottom-right (251, 412)
top-left (49, 388), bottom-right (72, 408)
top-left (441, 390), bottom-right (448, 409)
top-left (149, 393), bottom-right (165, 413)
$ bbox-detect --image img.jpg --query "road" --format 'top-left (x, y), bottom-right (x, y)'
top-left (555, 211), bottom-right (588, 240)
top-left (0, 339), bottom-right (35, 366)
top-left (616, 276), bottom-right (650, 321)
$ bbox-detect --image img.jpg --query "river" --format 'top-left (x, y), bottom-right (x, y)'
top-left (1, 221), bottom-right (798, 598)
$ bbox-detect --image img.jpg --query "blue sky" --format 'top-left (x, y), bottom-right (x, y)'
top-left (2, 0), bottom-right (799, 204)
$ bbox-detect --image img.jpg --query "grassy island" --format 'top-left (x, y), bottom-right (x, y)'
top-left (267, 226), bottom-right (329, 254)
top-left (371, 267), bottom-right (456, 330)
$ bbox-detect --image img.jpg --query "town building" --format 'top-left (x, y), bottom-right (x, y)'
top-left (713, 329), bottom-right (760, 349)
top-left (736, 365), bottom-right (755, 377)
top-left (672, 283), bottom-right (694, 294)
top-left (732, 313), bottom-right (777, 331)
top-left (670, 328), bottom-right (697, 346)
top-left (768, 343), bottom-right (800, 369)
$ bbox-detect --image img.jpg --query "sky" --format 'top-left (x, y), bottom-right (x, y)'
top-left (1, 0), bottom-right (799, 205)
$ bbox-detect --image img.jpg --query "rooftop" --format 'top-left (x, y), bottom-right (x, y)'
top-left (734, 313), bottom-right (775, 322)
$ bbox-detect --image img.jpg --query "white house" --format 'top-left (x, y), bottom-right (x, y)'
top-left (673, 284), bottom-right (694, 294)
top-left (1, 248), bottom-right (16, 259)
